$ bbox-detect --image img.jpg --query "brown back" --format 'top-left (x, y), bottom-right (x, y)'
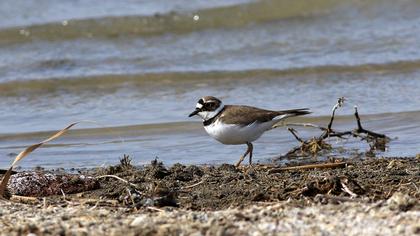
top-left (216, 105), bottom-right (310, 126)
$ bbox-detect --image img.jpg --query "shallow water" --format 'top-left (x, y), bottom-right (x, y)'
top-left (0, 0), bottom-right (419, 168)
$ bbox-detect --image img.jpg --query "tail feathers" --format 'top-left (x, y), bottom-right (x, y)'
top-left (278, 108), bottom-right (311, 117)
top-left (272, 108), bottom-right (311, 129)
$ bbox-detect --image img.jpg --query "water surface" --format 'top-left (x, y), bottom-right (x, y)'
top-left (0, 0), bottom-right (419, 168)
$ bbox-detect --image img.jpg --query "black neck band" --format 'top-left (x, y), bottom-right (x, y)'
top-left (203, 106), bottom-right (225, 126)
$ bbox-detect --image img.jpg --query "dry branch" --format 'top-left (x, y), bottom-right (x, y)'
top-left (268, 162), bottom-right (347, 174)
top-left (280, 97), bottom-right (390, 159)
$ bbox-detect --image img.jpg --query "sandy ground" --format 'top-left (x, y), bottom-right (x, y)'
top-left (0, 193), bottom-right (419, 236)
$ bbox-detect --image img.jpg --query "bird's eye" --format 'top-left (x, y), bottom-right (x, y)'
top-left (207, 102), bottom-right (215, 107)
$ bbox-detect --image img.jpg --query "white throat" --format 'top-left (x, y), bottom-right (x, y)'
top-left (198, 103), bottom-right (224, 121)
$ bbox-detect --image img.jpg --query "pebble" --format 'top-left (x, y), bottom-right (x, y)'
top-left (130, 215), bottom-right (151, 227)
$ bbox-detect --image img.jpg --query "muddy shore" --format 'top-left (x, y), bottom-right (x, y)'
top-left (1, 157), bottom-right (419, 235)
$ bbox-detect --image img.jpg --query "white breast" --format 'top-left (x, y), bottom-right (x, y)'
top-left (204, 119), bottom-right (278, 145)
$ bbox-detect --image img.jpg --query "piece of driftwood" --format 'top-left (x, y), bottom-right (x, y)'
top-left (268, 162), bottom-right (347, 174)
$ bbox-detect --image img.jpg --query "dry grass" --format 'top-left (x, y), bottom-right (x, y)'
top-left (0, 122), bottom-right (81, 198)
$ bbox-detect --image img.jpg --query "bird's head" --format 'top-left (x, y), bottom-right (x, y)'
top-left (189, 96), bottom-right (224, 121)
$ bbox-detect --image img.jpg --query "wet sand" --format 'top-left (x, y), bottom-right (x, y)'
top-left (1, 156), bottom-right (419, 235)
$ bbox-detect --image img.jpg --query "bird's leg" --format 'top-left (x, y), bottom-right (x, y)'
top-left (235, 142), bottom-right (252, 167)
top-left (248, 142), bottom-right (253, 166)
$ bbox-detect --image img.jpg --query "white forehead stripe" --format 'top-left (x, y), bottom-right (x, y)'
top-left (197, 102), bottom-right (224, 121)
top-left (196, 103), bottom-right (203, 108)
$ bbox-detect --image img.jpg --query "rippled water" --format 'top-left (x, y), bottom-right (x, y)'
top-left (0, 0), bottom-right (419, 168)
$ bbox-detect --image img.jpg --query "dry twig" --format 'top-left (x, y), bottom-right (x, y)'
top-left (280, 97), bottom-right (390, 159)
top-left (96, 175), bottom-right (140, 189)
top-left (181, 179), bottom-right (206, 190)
top-left (268, 162), bottom-right (347, 174)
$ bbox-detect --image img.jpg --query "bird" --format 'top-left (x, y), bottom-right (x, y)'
top-left (189, 96), bottom-right (311, 166)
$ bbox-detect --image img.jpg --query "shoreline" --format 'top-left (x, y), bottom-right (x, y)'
top-left (1, 156), bottom-right (419, 235)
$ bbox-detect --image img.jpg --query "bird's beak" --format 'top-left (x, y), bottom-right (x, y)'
top-left (189, 109), bottom-right (200, 117)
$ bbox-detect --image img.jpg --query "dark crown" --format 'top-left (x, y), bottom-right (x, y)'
top-left (198, 96), bottom-right (222, 111)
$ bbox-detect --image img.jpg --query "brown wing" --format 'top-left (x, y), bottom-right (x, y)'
top-left (219, 105), bottom-right (310, 126)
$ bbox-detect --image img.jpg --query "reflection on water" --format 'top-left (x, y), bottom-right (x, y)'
top-left (0, 0), bottom-right (419, 168)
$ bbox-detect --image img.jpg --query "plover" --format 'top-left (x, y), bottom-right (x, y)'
top-left (189, 96), bottom-right (310, 166)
